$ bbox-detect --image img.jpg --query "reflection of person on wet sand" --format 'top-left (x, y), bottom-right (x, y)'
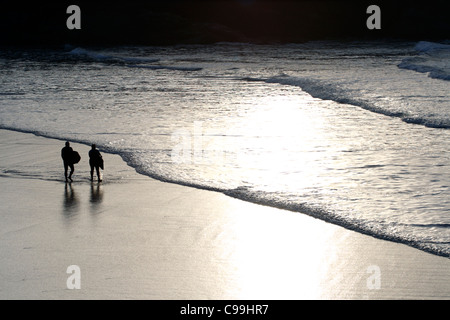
top-left (89, 144), bottom-right (103, 182)
top-left (62, 183), bottom-right (80, 224)
top-left (63, 183), bottom-right (78, 210)
top-left (90, 183), bottom-right (103, 204)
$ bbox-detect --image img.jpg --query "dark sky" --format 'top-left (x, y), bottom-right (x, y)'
top-left (2, 1), bottom-right (449, 46)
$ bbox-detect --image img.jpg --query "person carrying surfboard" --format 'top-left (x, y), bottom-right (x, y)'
top-left (61, 141), bottom-right (75, 182)
top-left (89, 144), bottom-right (103, 182)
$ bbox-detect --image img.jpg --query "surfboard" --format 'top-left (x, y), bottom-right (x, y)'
top-left (71, 151), bottom-right (81, 164)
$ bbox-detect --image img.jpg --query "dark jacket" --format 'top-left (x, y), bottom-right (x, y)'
top-left (61, 146), bottom-right (74, 163)
top-left (89, 149), bottom-right (102, 167)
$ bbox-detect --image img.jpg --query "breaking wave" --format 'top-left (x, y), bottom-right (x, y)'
top-left (240, 75), bottom-right (450, 129)
top-left (68, 47), bottom-right (160, 64)
top-left (398, 41), bottom-right (450, 81)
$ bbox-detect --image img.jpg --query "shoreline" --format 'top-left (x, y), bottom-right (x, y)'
top-left (5, 127), bottom-right (448, 259)
top-left (0, 128), bottom-right (449, 299)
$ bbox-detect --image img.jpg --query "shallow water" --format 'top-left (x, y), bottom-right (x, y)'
top-left (0, 40), bottom-right (449, 256)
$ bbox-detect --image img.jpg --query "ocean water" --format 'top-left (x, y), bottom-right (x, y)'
top-left (0, 40), bottom-right (449, 257)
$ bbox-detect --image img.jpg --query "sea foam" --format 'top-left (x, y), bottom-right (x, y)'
top-left (398, 41), bottom-right (450, 81)
top-left (241, 75), bottom-right (450, 129)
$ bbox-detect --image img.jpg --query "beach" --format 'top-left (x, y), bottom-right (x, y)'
top-left (0, 128), bottom-right (448, 300)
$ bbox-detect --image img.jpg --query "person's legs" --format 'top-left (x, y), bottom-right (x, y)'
top-left (95, 166), bottom-right (102, 182)
top-left (64, 162), bottom-right (69, 182)
top-left (68, 164), bottom-right (74, 181)
top-left (90, 165), bottom-right (94, 181)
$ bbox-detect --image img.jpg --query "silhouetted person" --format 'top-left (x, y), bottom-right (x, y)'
top-left (89, 144), bottom-right (103, 182)
top-left (61, 141), bottom-right (74, 182)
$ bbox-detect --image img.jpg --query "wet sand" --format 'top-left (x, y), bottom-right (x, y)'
top-left (0, 129), bottom-right (449, 299)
